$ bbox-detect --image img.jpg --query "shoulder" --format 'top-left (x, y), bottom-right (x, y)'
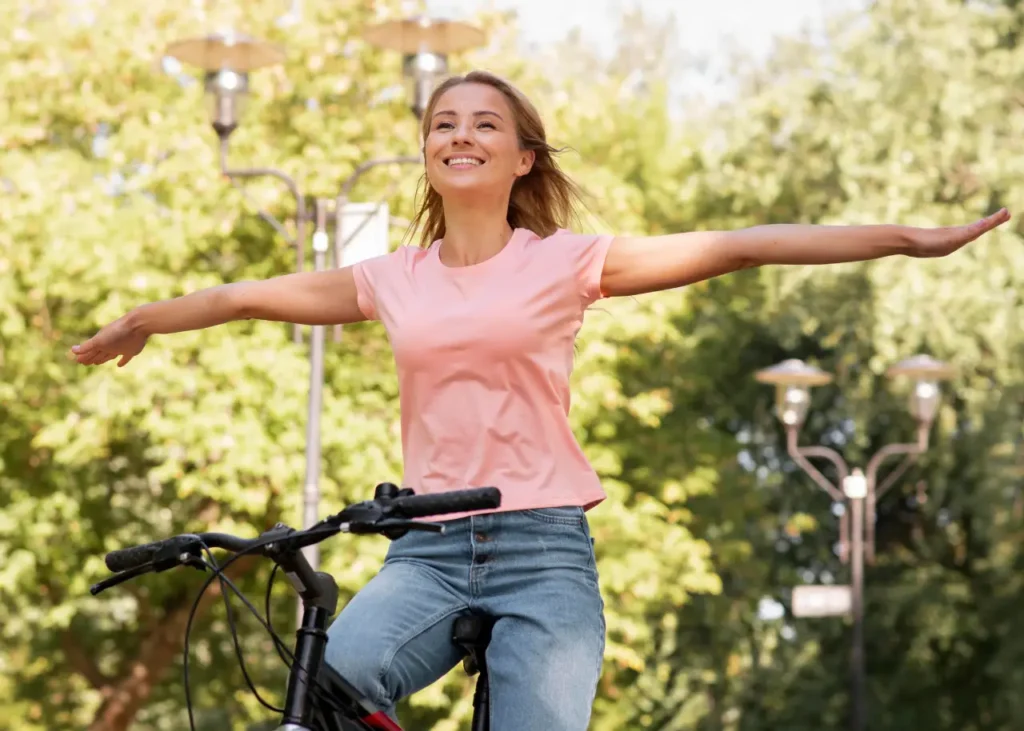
top-left (357, 244), bottom-right (429, 273)
top-left (388, 244), bottom-right (431, 262)
top-left (350, 245), bottom-right (430, 320)
top-left (392, 244), bottom-right (433, 265)
top-left (519, 228), bottom-right (616, 303)
top-left (520, 228), bottom-right (615, 257)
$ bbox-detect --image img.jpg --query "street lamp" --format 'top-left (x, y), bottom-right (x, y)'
top-left (162, 17), bottom-right (486, 586)
top-left (363, 16), bottom-right (486, 119)
top-left (755, 354), bottom-right (954, 731)
top-left (165, 31), bottom-right (286, 138)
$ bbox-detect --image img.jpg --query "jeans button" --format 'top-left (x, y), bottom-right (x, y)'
top-left (474, 554), bottom-right (488, 565)
top-left (474, 532), bottom-right (489, 542)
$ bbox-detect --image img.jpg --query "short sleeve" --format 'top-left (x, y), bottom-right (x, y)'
top-left (351, 248), bottom-right (407, 321)
top-left (551, 229), bottom-right (615, 305)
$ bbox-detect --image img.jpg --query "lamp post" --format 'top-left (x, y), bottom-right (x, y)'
top-left (162, 18), bottom-right (485, 586)
top-left (755, 354), bottom-right (954, 731)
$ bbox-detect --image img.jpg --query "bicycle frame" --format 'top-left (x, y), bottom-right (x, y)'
top-left (269, 542), bottom-right (401, 731)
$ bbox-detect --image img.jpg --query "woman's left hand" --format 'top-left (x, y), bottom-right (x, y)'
top-left (909, 208), bottom-right (1011, 258)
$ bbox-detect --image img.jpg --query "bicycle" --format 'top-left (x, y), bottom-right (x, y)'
top-left (90, 483), bottom-right (503, 731)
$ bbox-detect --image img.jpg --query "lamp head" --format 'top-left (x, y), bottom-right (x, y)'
top-left (754, 359), bottom-right (833, 429)
top-left (203, 69), bottom-right (249, 139)
top-left (886, 355), bottom-right (954, 425)
top-left (402, 51), bottom-right (448, 120)
top-left (362, 16), bottom-right (486, 120)
top-left (163, 31), bottom-right (284, 138)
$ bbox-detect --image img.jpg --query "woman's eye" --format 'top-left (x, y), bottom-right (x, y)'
top-left (433, 121), bottom-right (495, 131)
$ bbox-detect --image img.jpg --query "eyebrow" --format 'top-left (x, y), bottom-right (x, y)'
top-left (431, 110), bottom-right (504, 121)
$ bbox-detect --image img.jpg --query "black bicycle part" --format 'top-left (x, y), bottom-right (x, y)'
top-left (204, 546), bottom-right (284, 714)
top-left (453, 614), bottom-right (496, 731)
top-left (372, 482), bottom-right (416, 539)
top-left (177, 533), bottom-right (381, 730)
top-left (92, 485), bottom-right (502, 730)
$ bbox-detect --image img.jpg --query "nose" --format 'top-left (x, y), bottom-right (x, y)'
top-left (452, 120), bottom-right (473, 146)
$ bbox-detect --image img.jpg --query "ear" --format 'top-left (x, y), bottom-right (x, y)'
top-left (515, 149), bottom-right (536, 178)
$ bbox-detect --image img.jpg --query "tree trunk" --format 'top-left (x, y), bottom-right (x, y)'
top-left (87, 556), bottom-right (258, 731)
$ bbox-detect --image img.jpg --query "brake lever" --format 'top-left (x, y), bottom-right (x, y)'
top-left (89, 563), bottom-right (154, 595)
top-left (375, 518), bottom-right (447, 539)
top-left (337, 518), bottom-right (446, 538)
top-left (402, 520), bottom-right (446, 534)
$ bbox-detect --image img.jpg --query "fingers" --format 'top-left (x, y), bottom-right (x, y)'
top-left (70, 345), bottom-right (95, 364)
top-left (74, 348), bottom-right (119, 366)
top-left (968, 208), bottom-right (1011, 238)
top-left (70, 333), bottom-right (138, 367)
top-left (70, 339), bottom-right (97, 357)
top-left (70, 329), bottom-right (120, 366)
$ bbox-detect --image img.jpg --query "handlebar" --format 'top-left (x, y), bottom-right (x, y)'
top-left (383, 486), bottom-right (503, 519)
top-left (104, 533), bottom-right (255, 573)
top-left (93, 485), bottom-right (501, 593)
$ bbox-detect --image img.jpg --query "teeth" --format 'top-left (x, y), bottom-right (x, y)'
top-left (447, 157), bottom-right (482, 166)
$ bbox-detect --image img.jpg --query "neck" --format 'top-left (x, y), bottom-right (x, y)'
top-left (438, 195), bottom-right (514, 267)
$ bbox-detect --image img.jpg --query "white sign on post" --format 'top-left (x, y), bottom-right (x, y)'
top-left (340, 201), bottom-right (390, 266)
top-left (791, 585), bottom-right (853, 618)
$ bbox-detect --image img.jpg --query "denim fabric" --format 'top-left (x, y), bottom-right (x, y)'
top-left (324, 506), bottom-right (606, 730)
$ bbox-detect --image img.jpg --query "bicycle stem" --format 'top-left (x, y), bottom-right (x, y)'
top-left (265, 533), bottom-right (341, 728)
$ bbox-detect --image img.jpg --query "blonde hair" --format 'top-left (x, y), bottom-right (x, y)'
top-left (407, 70), bottom-right (585, 247)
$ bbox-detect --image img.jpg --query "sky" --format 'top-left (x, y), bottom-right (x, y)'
top-left (424, 0), bottom-right (861, 102)
top-left (433, 0), bottom-right (850, 57)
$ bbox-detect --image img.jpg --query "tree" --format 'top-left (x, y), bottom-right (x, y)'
top-left (598, 0), bottom-right (1024, 728)
top-left (0, 2), bottom-right (723, 730)
top-left (6, 0), bottom-right (1022, 729)
top-left (0, 1), bottom-right (420, 728)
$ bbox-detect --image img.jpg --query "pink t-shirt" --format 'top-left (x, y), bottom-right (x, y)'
top-left (352, 227), bottom-right (614, 516)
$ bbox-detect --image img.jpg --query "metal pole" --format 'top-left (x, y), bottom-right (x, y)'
top-left (296, 198), bottom-right (328, 628)
top-left (332, 193), bottom-right (347, 343)
top-left (301, 199), bottom-right (329, 568)
top-left (849, 493), bottom-right (866, 731)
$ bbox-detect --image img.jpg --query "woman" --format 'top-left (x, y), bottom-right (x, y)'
top-left (72, 70), bottom-right (1008, 729)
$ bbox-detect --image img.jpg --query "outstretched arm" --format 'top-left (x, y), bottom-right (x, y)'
top-left (71, 267), bottom-right (367, 367)
top-left (598, 209), bottom-right (1010, 298)
top-left (134, 267), bottom-right (367, 330)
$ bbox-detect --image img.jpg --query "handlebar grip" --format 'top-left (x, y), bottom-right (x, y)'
top-left (392, 487), bottom-right (501, 518)
top-left (105, 535), bottom-right (198, 573)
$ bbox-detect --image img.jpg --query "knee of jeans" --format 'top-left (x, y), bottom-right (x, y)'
top-left (324, 622), bottom-right (391, 707)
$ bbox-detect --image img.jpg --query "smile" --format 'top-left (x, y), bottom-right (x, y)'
top-left (444, 156), bottom-right (484, 168)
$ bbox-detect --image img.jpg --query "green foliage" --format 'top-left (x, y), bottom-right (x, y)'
top-left (0, 2), bottom-right (720, 730)
top-left (2, 0), bottom-right (1023, 730)
top-left (595, 1), bottom-right (1024, 729)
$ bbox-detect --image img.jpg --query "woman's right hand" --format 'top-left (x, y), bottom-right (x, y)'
top-left (71, 313), bottom-right (148, 367)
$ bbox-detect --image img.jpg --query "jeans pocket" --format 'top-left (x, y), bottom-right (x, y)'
top-left (522, 505), bottom-right (585, 525)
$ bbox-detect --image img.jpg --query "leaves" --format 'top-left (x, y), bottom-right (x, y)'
top-left (3, 0), bottom-right (1024, 730)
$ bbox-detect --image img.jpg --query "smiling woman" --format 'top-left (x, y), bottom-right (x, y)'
top-left (407, 70), bottom-right (585, 266)
top-left (71, 66), bottom-right (1009, 731)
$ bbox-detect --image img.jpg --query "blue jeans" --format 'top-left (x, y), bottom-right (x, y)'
top-left (324, 506), bottom-right (606, 730)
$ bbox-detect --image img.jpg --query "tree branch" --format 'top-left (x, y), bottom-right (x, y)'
top-left (60, 631), bottom-right (111, 689)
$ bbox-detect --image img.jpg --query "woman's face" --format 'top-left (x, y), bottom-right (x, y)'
top-left (423, 82), bottom-right (535, 201)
